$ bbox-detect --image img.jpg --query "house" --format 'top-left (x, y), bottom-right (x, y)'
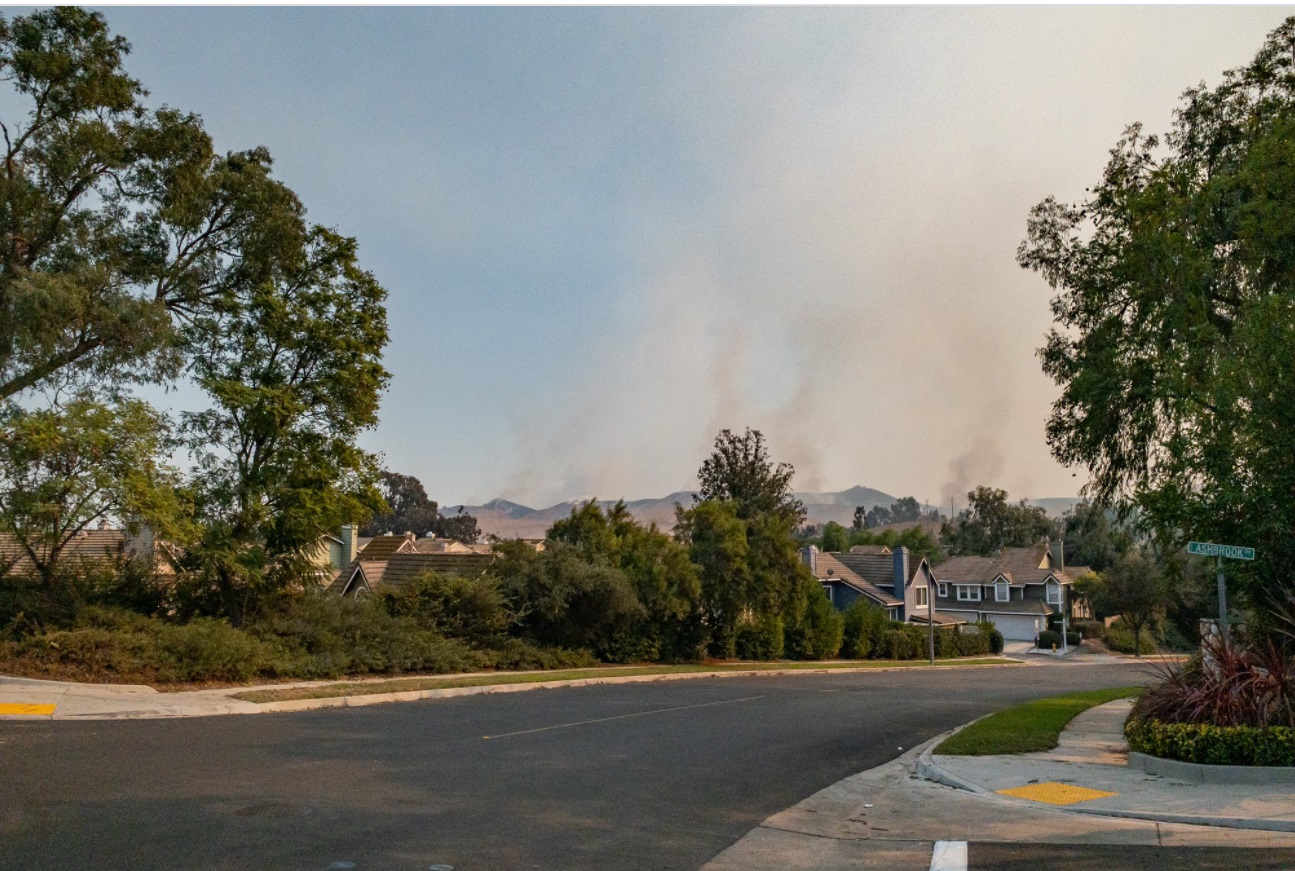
top-left (412, 537), bottom-right (493, 555)
top-left (328, 550), bottom-right (497, 598)
top-left (801, 545), bottom-right (964, 628)
top-left (932, 542), bottom-right (1081, 641)
top-left (847, 544), bottom-right (891, 556)
top-left (0, 523), bottom-right (180, 578)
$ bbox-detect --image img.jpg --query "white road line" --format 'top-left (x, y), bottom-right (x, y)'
top-left (930, 840), bottom-right (968, 871)
top-left (482, 695), bottom-right (764, 739)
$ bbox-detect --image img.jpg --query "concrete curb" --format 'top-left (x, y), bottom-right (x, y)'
top-left (1128, 750), bottom-right (1295, 785)
top-left (914, 708), bottom-right (1295, 834)
top-left (250, 661), bottom-right (1033, 715)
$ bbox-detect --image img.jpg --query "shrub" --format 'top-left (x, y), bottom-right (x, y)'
top-left (1104, 622), bottom-right (1158, 655)
top-left (877, 627), bottom-right (917, 660)
top-left (1136, 636), bottom-right (1295, 729)
top-left (380, 572), bottom-right (513, 644)
top-left (952, 628), bottom-right (992, 657)
top-left (1125, 718), bottom-right (1295, 767)
top-left (1072, 619), bottom-right (1105, 640)
top-left (841, 599), bottom-right (888, 659)
top-left (979, 621), bottom-right (1004, 654)
top-left (784, 578), bottom-right (844, 660)
top-left (1037, 629), bottom-right (1062, 650)
top-left (735, 615), bottom-right (784, 661)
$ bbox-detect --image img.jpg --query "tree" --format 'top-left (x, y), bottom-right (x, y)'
top-left (182, 227), bottom-right (389, 623)
top-left (820, 520), bottom-right (849, 553)
top-left (361, 470), bottom-right (480, 543)
top-left (1078, 551), bottom-right (1168, 657)
top-left (0, 8), bottom-right (303, 401)
top-left (0, 395), bottom-right (186, 585)
top-left (1018, 17), bottom-right (1295, 610)
top-left (695, 428), bottom-right (805, 525)
top-left (865, 505), bottom-right (891, 528)
top-left (851, 505), bottom-right (867, 531)
top-left (941, 486), bottom-right (1055, 556)
top-left (889, 496), bottom-right (922, 523)
top-left (1061, 501), bottom-right (1135, 572)
top-left (548, 500), bottom-right (702, 660)
top-left (674, 498), bottom-right (751, 658)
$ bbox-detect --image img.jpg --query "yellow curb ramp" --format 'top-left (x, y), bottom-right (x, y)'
top-left (997, 782), bottom-right (1118, 805)
top-left (0, 702), bottom-right (57, 716)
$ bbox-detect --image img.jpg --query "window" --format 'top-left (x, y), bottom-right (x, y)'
top-left (1047, 582), bottom-right (1062, 605)
top-left (956, 585), bottom-right (981, 602)
top-left (937, 582), bottom-right (949, 598)
top-left (995, 581), bottom-right (1009, 602)
top-left (915, 586), bottom-right (929, 607)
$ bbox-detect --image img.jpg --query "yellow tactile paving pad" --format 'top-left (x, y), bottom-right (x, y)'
top-left (997, 781), bottom-right (1117, 805)
top-left (0, 703), bottom-right (56, 716)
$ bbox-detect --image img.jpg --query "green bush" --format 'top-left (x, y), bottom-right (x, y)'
top-left (735, 615), bottom-right (785, 661)
top-left (1072, 619), bottom-right (1105, 640)
top-left (877, 627), bottom-right (917, 660)
top-left (1125, 718), bottom-right (1295, 767)
top-left (840, 599), bottom-right (888, 659)
top-left (784, 578), bottom-right (844, 660)
top-left (380, 572), bottom-right (512, 644)
top-left (952, 629), bottom-right (992, 657)
top-left (1037, 629), bottom-right (1062, 650)
top-left (1104, 622), bottom-right (1158, 655)
top-left (979, 621), bottom-right (1004, 654)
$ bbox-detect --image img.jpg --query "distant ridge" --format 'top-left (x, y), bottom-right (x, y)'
top-left (446, 488), bottom-right (1085, 539)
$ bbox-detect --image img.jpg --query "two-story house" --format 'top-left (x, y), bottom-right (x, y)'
top-left (801, 544), bottom-right (963, 628)
top-left (932, 542), bottom-right (1078, 641)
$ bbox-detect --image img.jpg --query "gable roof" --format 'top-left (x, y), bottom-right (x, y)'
top-left (811, 552), bottom-right (902, 607)
top-left (848, 544), bottom-right (892, 555)
top-left (330, 551), bottom-right (497, 595)
top-left (356, 535), bottom-right (418, 560)
top-left (934, 544), bottom-right (1073, 587)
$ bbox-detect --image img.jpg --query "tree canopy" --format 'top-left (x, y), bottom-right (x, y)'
top-left (362, 471), bottom-right (481, 544)
top-left (1018, 17), bottom-right (1295, 606)
top-left (941, 486), bottom-right (1054, 557)
top-left (695, 428), bottom-right (805, 526)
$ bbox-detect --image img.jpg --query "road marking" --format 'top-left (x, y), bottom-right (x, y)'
top-left (0, 703), bottom-right (56, 716)
top-left (483, 695), bottom-right (763, 740)
top-left (930, 840), bottom-right (968, 871)
top-left (997, 781), bottom-right (1117, 805)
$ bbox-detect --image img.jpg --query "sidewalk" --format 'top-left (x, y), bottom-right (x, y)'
top-left (704, 699), bottom-right (1295, 870)
top-left (921, 698), bottom-right (1295, 832)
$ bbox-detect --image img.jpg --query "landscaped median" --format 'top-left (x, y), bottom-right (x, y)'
top-left (935, 686), bottom-right (1143, 756)
top-left (232, 658), bottom-right (1018, 704)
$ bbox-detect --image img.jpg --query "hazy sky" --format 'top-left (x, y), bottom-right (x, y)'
top-left (85, 6), bottom-right (1293, 508)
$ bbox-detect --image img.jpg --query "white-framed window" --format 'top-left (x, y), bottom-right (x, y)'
top-left (1047, 582), bottom-right (1062, 605)
top-left (937, 582), bottom-right (949, 598)
top-left (956, 585), bottom-right (981, 602)
top-left (915, 586), bottom-right (929, 607)
top-left (995, 581), bottom-right (1010, 602)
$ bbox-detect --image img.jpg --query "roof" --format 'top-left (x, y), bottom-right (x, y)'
top-left (934, 544), bottom-right (1073, 587)
top-left (331, 551), bottom-right (497, 595)
top-left (848, 545), bottom-right (892, 555)
top-left (977, 600), bottom-right (1054, 616)
top-left (355, 535), bottom-right (418, 560)
top-left (812, 552), bottom-right (902, 607)
top-left (0, 528), bottom-right (179, 576)
top-left (909, 610), bottom-right (968, 626)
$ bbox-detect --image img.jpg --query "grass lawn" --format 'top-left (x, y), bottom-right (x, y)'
top-left (935, 686), bottom-right (1142, 756)
top-left (233, 658), bottom-right (1018, 703)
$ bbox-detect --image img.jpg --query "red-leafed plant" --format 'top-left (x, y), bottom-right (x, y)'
top-left (1135, 633), bottom-right (1295, 729)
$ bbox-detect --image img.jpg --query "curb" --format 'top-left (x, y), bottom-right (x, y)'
top-left (250, 660), bottom-right (1031, 715)
top-left (1128, 750), bottom-right (1295, 786)
top-left (914, 707), bottom-right (1295, 834)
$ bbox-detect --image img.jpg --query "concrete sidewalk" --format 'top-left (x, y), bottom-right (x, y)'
top-left (921, 698), bottom-right (1295, 832)
top-left (705, 732), bottom-right (1295, 871)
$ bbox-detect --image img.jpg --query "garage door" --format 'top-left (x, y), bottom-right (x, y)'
top-left (987, 614), bottom-right (1043, 642)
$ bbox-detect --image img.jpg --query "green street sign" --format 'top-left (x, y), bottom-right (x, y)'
top-left (1188, 541), bottom-right (1255, 561)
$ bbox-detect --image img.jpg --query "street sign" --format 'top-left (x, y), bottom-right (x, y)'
top-left (1187, 541), bottom-right (1255, 561)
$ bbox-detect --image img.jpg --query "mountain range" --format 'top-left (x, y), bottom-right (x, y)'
top-left (446, 488), bottom-right (1082, 540)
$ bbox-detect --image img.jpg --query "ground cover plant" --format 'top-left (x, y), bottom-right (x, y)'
top-left (936, 686), bottom-right (1142, 756)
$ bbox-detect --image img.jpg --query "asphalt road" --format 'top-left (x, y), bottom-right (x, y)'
top-left (0, 662), bottom-right (1151, 871)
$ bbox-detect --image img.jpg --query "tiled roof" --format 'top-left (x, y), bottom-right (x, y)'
top-left (933, 555), bottom-right (1000, 582)
top-left (813, 552), bottom-right (902, 607)
top-left (833, 552), bottom-right (909, 587)
top-left (356, 535), bottom-right (417, 560)
top-left (848, 545), bottom-right (892, 555)
top-left (331, 552), bottom-right (498, 594)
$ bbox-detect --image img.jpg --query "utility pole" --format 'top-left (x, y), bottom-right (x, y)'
top-left (928, 571), bottom-right (935, 665)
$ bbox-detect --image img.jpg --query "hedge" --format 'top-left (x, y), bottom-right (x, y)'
top-left (1037, 629), bottom-right (1081, 650)
top-left (1125, 718), bottom-right (1295, 767)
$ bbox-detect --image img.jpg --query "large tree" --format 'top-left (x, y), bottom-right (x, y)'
top-left (1018, 17), bottom-right (1295, 607)
top-left (361, 470), bottom-right (481, 543)
top-left (695, 428), bottom-right (805, 526)
top-left (182, 227), bottom-right (389, 623)
top-left (1075, 551), bottom-right (1168, 657)
top-left (941, 486), bottom-right (1054, 556)
top-left (0, 8), bottom-right (302, 400)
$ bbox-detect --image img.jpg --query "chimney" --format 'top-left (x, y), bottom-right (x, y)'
top-left (893, 546), bottom-right (910, 593)
top-left (801, 545), bottom-right (818, 577)
top-left (1048, 538), bottom-right (1064, 574)
top-left (340, 524), bottom-right (357, 567)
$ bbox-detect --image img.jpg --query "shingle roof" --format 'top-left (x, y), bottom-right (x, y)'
top-left (848, 545), bottom-right (892, 555)
top-left (813, 552), bottom-right (902, 607)
top-left (977, 600), bottom-right (1054, 616)
top-left (934, 545), bottom-right (1072, 587)
top-left (331, 551), bottom-right (498, 594)
top-left (910, 610), bottom-right (968, 626)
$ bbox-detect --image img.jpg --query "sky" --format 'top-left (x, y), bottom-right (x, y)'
top-left (73, 6), bottom-right (1295, 509)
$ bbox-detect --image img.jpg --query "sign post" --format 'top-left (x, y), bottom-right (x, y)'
top-left (1187, 541), bottom-right (1255, 640)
